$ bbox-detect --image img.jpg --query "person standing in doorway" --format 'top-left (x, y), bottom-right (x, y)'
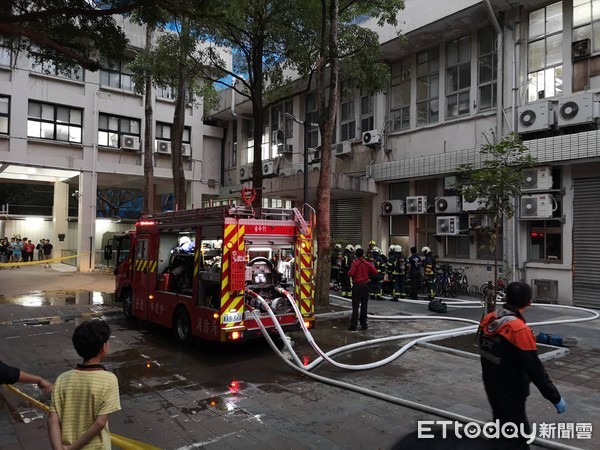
top-left (42, 239), bottom-right (54, 268)
top-left (407, 247), bottom-right (422, 300)
top-left (347, 247), bottom-right (378, 331)
top-left (340, 244), bottom-right (355, 299)
top-left (479, 281), bottom-right (565, 448)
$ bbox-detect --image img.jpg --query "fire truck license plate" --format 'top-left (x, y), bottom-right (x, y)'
top-left (222, 312), bottom-right (243, 323)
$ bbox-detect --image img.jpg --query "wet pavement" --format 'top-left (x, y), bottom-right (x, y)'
top-left (0, 266), bottom-right (599, 449)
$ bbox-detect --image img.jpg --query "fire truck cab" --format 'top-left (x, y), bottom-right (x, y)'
top-left (113, 204), bottom-right (315, 343)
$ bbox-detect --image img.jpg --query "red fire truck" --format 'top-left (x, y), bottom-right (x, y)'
top-left (113, 203), bottom-right (316, 343)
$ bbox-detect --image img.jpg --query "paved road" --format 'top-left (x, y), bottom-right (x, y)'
top-left (0, 264), bottom-right (599, 449)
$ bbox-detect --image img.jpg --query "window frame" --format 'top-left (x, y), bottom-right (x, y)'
top-left (0, 95), bottom-right (9, 135)
top-left (340, 81), bottom-right (357, 142)
top-left (98, 112), bottom-right (141, 149)
top-left (99, 59), bottom-right (134, 92)
top-left (27, 100), bottom-right (83, 143)
top-left (528, 221), bottom-right (563, 263)
top-left (0, 45), bottom-right (12, 67)
top-left (156, 122), bottom-right (191, 144)
top-left (360, 90), bottom-right (374, 133)
top-left (446, 36), bottom-right (471, 118)
top-left (29, 47), bottom-right (84, 81)
top-left (572, 0), bottom-right (600, 54)
top-left (391, 58), bottom-right (411, 131)
top-left (416, 47), bottom-right (440, 125)
top-left (305, 93), bottom-right (319, 149)
top-left (478, 28), bottom-right (498, 111)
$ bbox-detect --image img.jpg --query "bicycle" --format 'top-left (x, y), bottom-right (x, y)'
top-left (434, 265), bottom-right (457, 298)
top-left (480, 278), bottom-right (506, 302)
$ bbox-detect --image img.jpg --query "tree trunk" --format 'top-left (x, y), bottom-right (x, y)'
top-left (142, 25), bottom-right (154, 215)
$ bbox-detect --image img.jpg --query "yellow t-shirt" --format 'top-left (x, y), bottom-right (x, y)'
top-left (50, 365), bottom-right (121, 450)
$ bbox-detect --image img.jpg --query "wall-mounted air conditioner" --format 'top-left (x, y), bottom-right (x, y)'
top-left (334, 141), bottom-right (352, 157)
top-left (406, 196), bottom-right (428, 214)
top-left (517, 101), bottom-right (555, 133)
top-left (122, 135), bottom-right (140, 150)
top-left (462, 196), bottom-right (487, 212)
top-left (362, 130), bottom-right (381, 146)
top-left (263, 160), bottom-right (276, 176)
top-left (521, 166), bottom-right (553, 191)
top-left (309, 147), bottom-right (321, 162)
top-left (435, 196), bottom-right (462, 214)
top-left (572, 38), bottom-right (591, 60)
top-left (381, 200), bottom-right (405, 216)
top-left (278, 165), bottom-right (304, 177)
top-left (182, 144), bottom-right (191, 157)
top-left (469, 214), bottom-right (491, 229)
top-left (309, 162), bottom-right (321, 172)
top-left (436, 216), bottom-right (460, 235)
top-left (239, 164), bottom-right (253, 182)
top-left (155, 140), bottom-right (172, 154)
top-left (520, 194), bottom-right (554, 219)
top-left (556, 93), bottom-right (598, 127)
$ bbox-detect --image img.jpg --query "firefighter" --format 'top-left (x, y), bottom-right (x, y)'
top-left (330, 243), bottom-right (343, 288)
top-left (422, 246), bottom-right (436, 300)
top-left (389, 245), bottom-right (408, 302)
top-left (369, 247), bottom-right (385, 300)
top-left (340, 244), bottom-right (355, 298)
top-left (366, 240), bottom-right (376, 262)
top-left (407, 246), bottom-right (422, 300)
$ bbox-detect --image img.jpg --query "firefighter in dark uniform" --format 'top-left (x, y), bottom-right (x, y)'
top-left (366, 240), bottom-right (376, 262)
top-left (330, 243), bottom-right (343, 288)
top-left (340, 244), bottom-right (355, 298)
top-left (369, 247), bottom-right (385, 300)
top-left (407, 246), bottom-right (422, 300)
top-left (388, 245), bottom-right (407, 302)
top-left (421, 246), bottom-right (436, 300)
top-left (479, 281), bottom-right (566, 447)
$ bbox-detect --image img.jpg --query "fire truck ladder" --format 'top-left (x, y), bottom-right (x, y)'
top-left (292, 207), bottom-right (310, 237)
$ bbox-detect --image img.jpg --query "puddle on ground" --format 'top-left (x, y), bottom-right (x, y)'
top-left (0, 291), bottom-right (116, 307)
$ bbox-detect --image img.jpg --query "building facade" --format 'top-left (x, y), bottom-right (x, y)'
top-left (210, 0), bottom-right (600, 308)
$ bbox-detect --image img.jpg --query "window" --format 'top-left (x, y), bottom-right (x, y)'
top-left (416, 48), bottom-right (440, 125)
top-left (305, 93), bottom-right (319, 149)
top-left (445, 236), bottom-right (470, 258)
top-left (476, 227), bottom-right (504, 260)
top-left (446, 36), bottom-right (471, 118)
top-left (29, 48), bottom-right (83, 81)
top-left (156, 122), bottom-right (191, 143)
top-left (244, 119), bottom-right (269, 163)
top-left (527, 2), bottom-right (563, 102)
top-left (0, 46), bottom-right (11, 67)
top-left (100, 59), bottom-right (134, 91)
top-left (98, 113), bottom-right (140, 148)
top-left (478, 28), bottom-right (497, 111)
top-left (270, 100), bottom-right (293, 156)
top-left (156, 85), bottom-right (176, 99)
top-left (27, 101), bottom-right (82, 143)
top-left (360, 91), bottom-right (374, 133)
top-left (529, 223), bottom-right (562, 262)
top-left (573, 0), bottom-right (600, 53)
top-left (0, 96), bottom-right (8, 134)
top-left (391, 58), bottom-right (411, 131)
top-left (340, 81), bottom-right (356, 141)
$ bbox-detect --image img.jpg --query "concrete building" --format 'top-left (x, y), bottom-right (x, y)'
top-left (0, 19), bottom-right (226, 271)
top-left (209, 0), bottom-right (600, 308)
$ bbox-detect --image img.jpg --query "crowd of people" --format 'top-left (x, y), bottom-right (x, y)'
top-left (0, 237), bottom-right (54, 268)
top-left (331, 240), bottom-right (437, 303)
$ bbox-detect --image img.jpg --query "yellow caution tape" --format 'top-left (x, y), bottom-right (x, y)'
top-left (0, 252), bottom-right (92, 268)
top-left (3, 384), bottom-right (160, 450)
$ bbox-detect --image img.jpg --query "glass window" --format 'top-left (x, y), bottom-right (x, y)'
top-left (99, 59), bottom-right (135, 92)
top-left (360, 91), bottom-right (374, 133)
top-left (478, 28), bottom-right (497, 111)
top-left (528, 224), bottom-right (562, 262)
top-left (270, 100), bottom-right (293, 157)
top-left (476, 227), bottom-right (504, 260)
top-left (446, 36), bottom-right (471, 118)
top-left (29, 47), bottom-right (84, 81)
top-left (416, 48), bottom-right (440, 125)
top-left (156, 122), bottom-right (190, 143)
top-left (27, 101), bottom-right (83, 143)
top-left (340, 81), bottom-right (356, 141)
top-left (98, 113), bottom-right (140, 148)
top-left (391, 58), bottom-right (411, 131)
top-left (572, 0), bottom-right (600, 53)
top-left (305, 93), bottom-right (319, 149)
top-left (445, 236), bottom-right (470, 258)
top-left (0, 96), bottom-right (9, 134)
top-left (0, 46), bottom-right (11, 67)
top-left (528, 2), bottom-right (563, 102)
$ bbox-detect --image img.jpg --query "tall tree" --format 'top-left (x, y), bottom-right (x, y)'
top-left (456, 132), bottom-right (536, 313)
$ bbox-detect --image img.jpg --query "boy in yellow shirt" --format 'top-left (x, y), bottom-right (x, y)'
top-left (48, 320), bottom-right (121, 450)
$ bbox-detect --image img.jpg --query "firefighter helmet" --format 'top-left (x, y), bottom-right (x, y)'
top-left (346, 244), bottom-right (354, 252)
top-left (389, 246), bottom-right (396, 254)
top-left (334, 243), bottom-right (342, 250)
top-left (422, 246), bottom-right (431, 255)
top-left (396, 245), bottom-right (404, 254)
top-left (355, 244), bottom-right (362, 250)
top-left (369, 240), bottom-right (376, 246)
top-left (372, 247), bottom-right (381, 254)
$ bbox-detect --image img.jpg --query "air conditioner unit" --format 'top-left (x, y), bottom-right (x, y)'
top-left (521, 166), bottom-right (553, 191)
top-left (381, 200), bottom-right (405, 216)
top-left (155, 140), bottom-right (172, 154)
top-left (469, 214), bottom-right (491, 229)
top-left (517, 101), bottom-right (554, 133)
top-left (362, 129), bottom-right (381, 146)
top-left (272, 129), bottom-right (284, 145)
top-left (263, 160), bottom-right (276, 176)
top-left (572, 38), bottom-right (591, 61)
top-left (435, 196), bottom-right (462, 214)
top-left (406, 196), bottom-right (428, 214)
top-left (309, 162), bottom-right (321, 172)
top-left (462, 195), bottom-right (487, 212)
top-left (182, 144), bottom-right (191, 157)
top-left (520, 194), bottom-right (554, 219)
top-left (278, 164), bottom-right (304, 177)
top-left (334, 141), bottom-right (352, 157)
top-left (436, 216), bottom-right (460, 235)
top-left (309, 147), bottom-right (321, 162)
top-left (239, 164), bottom-right (253, 182)
top-left (557, 93), bottom-right (598, 127)
top-left (122, 135), bottom-right (140, 150)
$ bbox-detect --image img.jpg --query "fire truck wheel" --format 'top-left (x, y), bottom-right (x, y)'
top-left (122, 289), bottom-right (135, 321)
top-left (174, 307), bottom-right (192, 343)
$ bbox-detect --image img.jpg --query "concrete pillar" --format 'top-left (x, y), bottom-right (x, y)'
top-left (77, 171), bottom-right (97, 272)
top-left (52, 181), bottom-right (69, 259)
